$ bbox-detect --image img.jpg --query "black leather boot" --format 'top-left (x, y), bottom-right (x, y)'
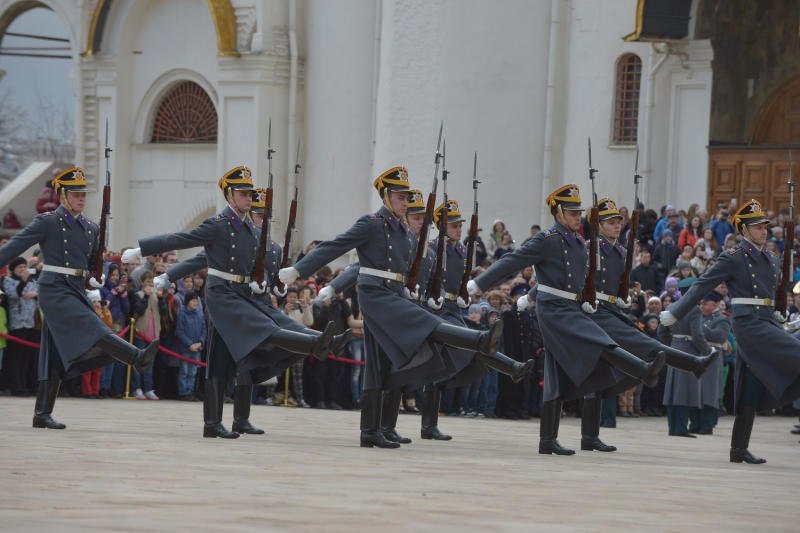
top-left (421, 385), bottom-right (452, 440)
top-left (381, 389), bottom-right (411, 444)
top-left (231, 385), bottom-right (264, 435)
top-left (730, 406), bottom-right (765, 464)
top-left (539, 399), bottom-right (574, 455)
top-left (203, 377), bottom-right (239, 439)
top-left (430, 319), bottom-right (503, 356)
top-left (95, 334), bottom-right (160, 374)
top-left (476, 352), bottom-right (535, 383)
top-left (330, 330), bottom-right (353, 357)
top-left (269, 322), bottom-right (335, 361)
top-left (32, 380), bottom-right (66, 429)
top-left (659, 346), bottom-right (718, 379)
top-left (360, 389), bottom-right (400, 448)
top-left (602, 347), bottom-right (665, 388)
top-left (580, 397), bottom-right (616, 452)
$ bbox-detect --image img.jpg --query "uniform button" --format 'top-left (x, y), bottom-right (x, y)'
top-left (232, 244), bottom-right (236, 248)
top-left (388, 258), bottom-right (392, 261)
top-left (387, 234), bottom-right (390, 238)
top-left (602, 267), bottom-right (606, 271)
top-left (389, 245), bottom-right (393, 250)
top-left (568, 273), bottom-right (572, 278)
top-left (230, 268), bottom-right (234, 273)
top-left (566, 261), bottom-right (570, 266)
top-left (232, 233), bottom-right (236, 237)
top-left (753, 285), bottom-right (757, 289)
top-left (64, 250), bottom-right (68, 254)
top-left (751, 274), bottom-right (755, 278)
top-left (65, 262), bottom-right (70, 266)
top-left (749, 264), bottom-right (752, 267)
top-left (567, 284), bottom-right (572, 289)
top-left (564, 250), bottom-right (567, 254)
top-left (62, 228), bottom-right (66, 231)
top-left (231, 257), bottom-right (235, 260)
top-left (88, 231), bottom-right (92, 235)
top-left (272, 261), bottom-right (276, 265)
top-left (64, 239), bottom-right (67, 243)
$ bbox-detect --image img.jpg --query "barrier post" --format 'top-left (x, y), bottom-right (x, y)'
top-left (281, 367), bottom-right (295, 407)
top-left (123, 317), bottom-right (135, 400)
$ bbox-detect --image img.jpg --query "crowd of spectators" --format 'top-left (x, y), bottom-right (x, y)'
top-left (0, 197), bottom-right (799, 427)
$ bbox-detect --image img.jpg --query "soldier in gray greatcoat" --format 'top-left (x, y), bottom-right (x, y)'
top-left (468, 184), bottom-right (665, 455)
top-left (123, 167), bottom-right (349, 438)
top-left (279, 168), bottom-right (503, 449)
top-left (577, 198), bottom-right (715, 452)
top-left (689, 291), bottom-right (732, 435)
top-left (661, 199), bottom-right (800, 464)
top-left (0, 167), bottom-right (159, 430)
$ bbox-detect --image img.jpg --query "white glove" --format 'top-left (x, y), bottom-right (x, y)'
top-left (615, 296), bottom-right (632, 309)
top-left (773, 310), bottom-right (788, 323)
top-left (466, 279), bottom-right (479, 295)
top-left (278, 267), bottom-right (299, 285)
top-left (88, 274), bottom-right (105, 289)
top-left (517, 294), bottom-right (531, 311)
top-left (273, 284), bottom-right (287, 298)
top-left (249, 280), bottom-right (267, 294)
top-left (121, 248), bottom-right (142, 264)
top-left (456, 296), bottom-right (469, 309)
top-left (581, 300), bottom-right (597, 314)
top-left (660, 310), bottom-right (677, 326)
top-left (153, 273), bottom-right (170, 290)
top-left (316, 285), bottom-right (335, 303)
top-left (427, 297), bottom-right (443, 310)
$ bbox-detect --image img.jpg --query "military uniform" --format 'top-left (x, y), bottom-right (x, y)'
top-left (284, 168), bottom-right (502, 448)
top-left (0, 168), bottom-right (158, 430)
top-left (664, 199), bottom-right (800, 463)
top-left (470, 184), bottom-right (664, 455)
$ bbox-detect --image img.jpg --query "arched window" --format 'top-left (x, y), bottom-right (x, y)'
top-left (612, 54), bottom-right (642, 145)
top-left (150, 81), bottom-right (218, 143)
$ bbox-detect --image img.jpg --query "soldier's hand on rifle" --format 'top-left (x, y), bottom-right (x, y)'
top-left (316, 285), bottom-right (335, 303)
top-left (427, 296), bottom-right (443, 310)
top-left (121, 248), bottom-right (142, 264)
top-left (516, 294), bottom-right (531, 311)
top-left (279, 267), bottom-right (299, 285)
top-left (272, 284), bottom-right (287, 298)
top-left (249, 280), bottom-right (267, 295)
top-left (615, 296), bottom-right (632, 309)
top-left (581, 300), bottom-right (598, 314)
top-left (773, 309), bottom-right (789, 323)
top-left (153, 273), bottom-right (170, 291)
top-left (88, 273), bottom-right (105, 289)
top-left (467, 279), bottom-right (480, 296)
top-left (659, 309), bottom-right (677, 326)
top-left (456, 296), bottom-right (469, 309)
top-left (404, 284), bottom-right (420, 301)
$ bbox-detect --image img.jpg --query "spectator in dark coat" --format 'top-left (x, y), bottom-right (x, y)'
top-left (631, 249), bottom-right (662, 293)
top-left (175, 291), bottom-right (206, 400)
top-left (653, 229), bottom-right (680, 281)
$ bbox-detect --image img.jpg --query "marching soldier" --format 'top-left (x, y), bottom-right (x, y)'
top-left (0, 167), bottom-right (159, 429)
top-left (123, 167), bottom-right (349, 437)
top-left (692, 291), bottom-right (732, 435)
top-left (280, 168), bottom-right (503, 448)
top-left (468, 184), bottom-right (665, 455)
top-left (661, 199), bottom-right (800, 463)
top-left (572, 198), bottom-right (715, 451)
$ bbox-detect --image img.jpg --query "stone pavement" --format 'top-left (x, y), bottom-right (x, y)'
top-left (1, 397), bottom-right (798, 532)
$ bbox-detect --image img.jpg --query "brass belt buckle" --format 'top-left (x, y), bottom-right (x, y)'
top-left (764, 298), bottom-right (773, 306)
top-left (75, 269), bottom-right (84, 277)
top-left (607, 295), bottom-right (617, 304)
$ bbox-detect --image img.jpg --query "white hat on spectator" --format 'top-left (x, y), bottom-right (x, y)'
top-left (86, 289), bottom-right (101, 303)
top-left (648, 296), bottom-right (661, 305)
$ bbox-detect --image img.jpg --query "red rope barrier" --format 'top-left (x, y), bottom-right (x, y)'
top-left (0, 331), bottom-right (40, 348)
top-left (134, 331), bottom-right (206, 367)
top-left (327, 354), bottom-right (365, 366)
top-left (117, 326), bottom-right (130, 338)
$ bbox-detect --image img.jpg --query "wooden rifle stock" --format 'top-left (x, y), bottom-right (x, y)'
top-left (428, 205), bottom-right (448, 300)
top-left (86, 184), bottom-right (110, 289)
top-left (253, 188), bottom-right (274, 285)
top-left (617, 209), bottom-right (639, 299)
top-left (583, 207), bottom-right (599, 305)
top-left (776, 219), bottom-right (795, 314)
top-left (276, 197), bottom-right (298, 293)
top-left (406, 191), bottom-right (436, 292)
top-left (459, 212), bottom-right (478, 302)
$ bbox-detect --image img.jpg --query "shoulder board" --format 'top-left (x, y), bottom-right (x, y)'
top-left (725, 247), bottom-right (743, 256)
top-left (209, 214), bottom-right (229, 223)
top-left (722, 311), bottom-right (731, 317)
top-left (40, 211), bottom-right (57, 218)
top-left (366, 212), bottom-right (384, 220)
top-left (542, 229), bottom-right (559, 239)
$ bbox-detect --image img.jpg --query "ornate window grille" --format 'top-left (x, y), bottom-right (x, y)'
top-left (613, 54), bottom-right (642, 145)
top-left (151, 81), bottom-right (217, 143)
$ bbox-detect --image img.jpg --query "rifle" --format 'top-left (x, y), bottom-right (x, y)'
top-left (406, 121), bottom-right (443, 294)
top-left (253, 119), bottom-right (275, 286)
top-left (427, 139), bottom-right (448, 307)
top-left (458, 152), bottom-right (480, 303)
top-left (275, 137), bottom-right (301, 294)
top-left (87, 118), bottom-right (111, 289)
top-left (583, 137), bottom-right (599, 306)
top-left (617, 145), bottom-right (641, 300)
top-left (777, 151), bottom-right (794, 315)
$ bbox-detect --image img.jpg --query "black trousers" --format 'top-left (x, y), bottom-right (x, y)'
top-left (309, 357), bottom-right (344, 406)
top-left (6, 328), bottom-right (39, 394)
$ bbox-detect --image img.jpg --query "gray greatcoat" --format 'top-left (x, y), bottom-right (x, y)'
top-left (292, 206), bottom-right (450, 391)
top-left (659, 307), bottom-right (707, 407)
top-left (668, 239), bottom-right (800, 412)
top-left (474, 222), bottom-right (623, 402)
top-left (700, 310), bottom-right (732, 408)
top-left (0, 205), bottom-right (113, 379)
top-left (140, 206), bottom-right (305, 379)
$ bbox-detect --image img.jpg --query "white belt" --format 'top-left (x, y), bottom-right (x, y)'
top-left (596, 292), bottom-right (619, 304)
top-left (359, 266), bottom-right (406, 283)
top-left (42, 264), bottom-right (87, 277)
top-left (730, 297), bottom-right (773, 307)
top-left (444, 292), bottom-right (458, 301)
top-left (536, 284), bottom-right (580, 301)
top-left (207, 268), bottom-right (251, 284)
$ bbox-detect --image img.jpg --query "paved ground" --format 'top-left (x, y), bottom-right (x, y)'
top-left (1, 397), bottom-right (798, 532)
